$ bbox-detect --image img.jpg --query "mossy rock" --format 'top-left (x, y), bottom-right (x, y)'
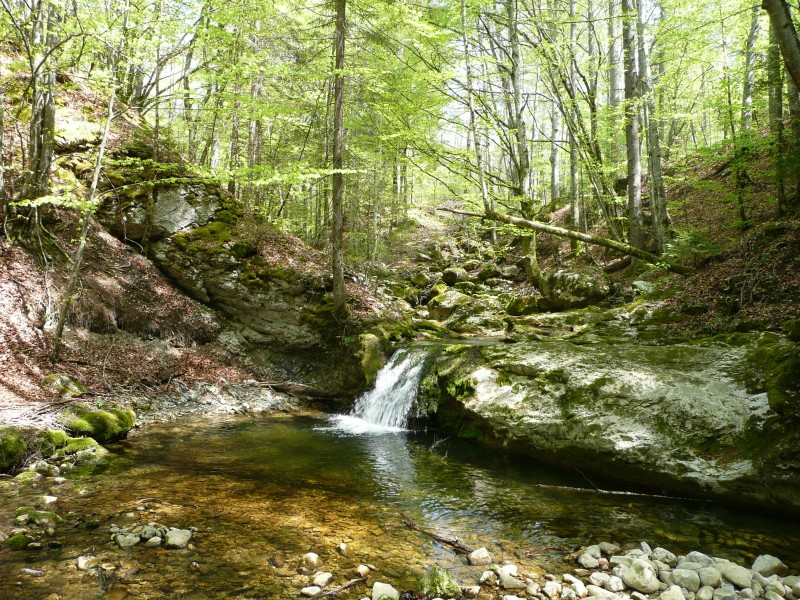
top-left (506, 294), bottom-right (540, 316)
top-left (41, 373), bottom-right (87, 398)
top-left (55, 437), bottom-right (100, 457)
top-left (743, 337), bottom-right (800, 415)
top-left (418, 566), bottom-right (462, 598)
top-left (14, 471), bottom-right (41, 484)
top-left (6, 534), bottom-right (34, 550)
top-left (40, 430), bottom-right (69, 451)
top-left (783, 319), bottom-right (800, 342)
top-left (356, 333), bottom-right (383, 385)
top-left (14, 507), bottom-right (63, 526)
top-left (65, 406), bottom-right (135, 443)
top-left (0, 428), bottom-right (28, 471)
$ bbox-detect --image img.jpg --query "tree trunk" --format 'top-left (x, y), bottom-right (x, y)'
top-left (769, 24), bottom-right (789, 216)
top-left (622, 0), bottom-right (643, 251)
top-left (331, 0), bottom-right (347, 319)
top-left (762, 0), bottom-right (800, 91)
top-left (550, 100), bottom-right (560, 209)
top-left (741, 5), bottom-right (761, 131)
top-left (438, 207), bottom-right (691, 274)
top-left (51, 95), bottom-right (116, 363)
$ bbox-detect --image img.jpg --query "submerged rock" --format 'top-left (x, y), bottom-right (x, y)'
top-left (418, 565), bottom-right (461, 598)
top-left (371, 581), bottom-right (399, 600)
top-left (164, 528), bottom-right (192, 549)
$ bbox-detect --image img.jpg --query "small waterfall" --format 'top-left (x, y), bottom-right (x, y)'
top-left (332, 348), bottom-right (426, 433)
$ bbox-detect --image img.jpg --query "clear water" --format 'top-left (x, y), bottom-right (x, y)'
top-left (1, 413), bottom-right (798, 599)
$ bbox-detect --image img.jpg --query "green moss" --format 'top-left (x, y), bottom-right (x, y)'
top-left (0, 428), bottom-right (28, 471)
top-left (41, 430), bottom-right (68, 449)
top-left (418, 566), bottom-right (462, 599)
top-left (56, 436), bottom-right (100, 457)
top-left (41, 373), bottom-right (87, 397)
top-left (506, 295), bottom-right (540, 316)
top-left (14, 507), bottom-right (63, 525)
top-left (214, 209), bottom-right (239, 224)
top-left (6, 534), bottom-right (34, 550)
top-left (14, 471), bottom-right (41, 484)
top-left (66, 418), bottom-right (93, 436)
top-left (743, 338), bottom-right (800, 415)
top-left (65, 405), bottom-right (135, 444)
top-left (357, 334), bottom-right (383, 384)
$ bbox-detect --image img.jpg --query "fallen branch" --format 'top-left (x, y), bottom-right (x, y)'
top-left (318, 577), bottom-right (367, 597)
top-left (400, 512), bottom-right (474, 554)
top-left (438, 207), bottom-right (691, 275)
top-left (256, 381), bottom-right (340, 399)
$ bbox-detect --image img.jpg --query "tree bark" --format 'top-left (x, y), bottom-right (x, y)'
top-left (769, 24), bottom-right (789, 216)
top-left (762, 0), bottom-right (800, 91)
top-left (331, 0), bottom-right (347, 319)
top-left (622, 0), bottom-right (643, 251)
top-left (741, 5), bottom-right (761, 131)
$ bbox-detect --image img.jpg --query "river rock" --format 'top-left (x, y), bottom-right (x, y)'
top-left (620, 558), bottom-right (661, 594)
top-left (599, 543), bottom-right (621, 556)
top-left (580, 553), bottom-right (601, 569)
top-left (497, 569), bottom-right (527, 591)
top-left (607, 576), bottom-right (626, 593)
top-left (419, 566), bottom-right (461, 598)
top-left (673, 569), bottom-right (702, 592)
top-left (468, 547), bottom-right (492, 566)
top-left (301, 586), bottom-right (321, 597)
top-left (716, 560), bottom-right (752, 589)
top-left (765, 591), bottom-right (784, 600)
top-left (20, 568), bottom-right (45, 577)
top-left (312, 572), bottom-right (333, 588)
top-left (766, 582), bottom-right (787, 597)
top-left (77, 556), bottom-right (98, 570)
top-left (590, 573), bottom-right (610, 588)
top-left (113, 533), bottom-right (140, 549)
top-left (565, 573), bottom-right (588, 598)
top-left (792, 582), bottom-right (800, 597)
top-left (164, 528), bottom-right (192, 549)
top-left (661, 585), bottom-right (686, 600)
top-left (698, 567), bottom-right (722, 588)
top-left (653, 548), bottom-right (678, 567)
top-left (697, 586), bottom-right (715, 600)
top-left (713, 588), bottom-right (737, 600)
top-left (356, 565), bottom-right (371, 577)
top-left (143, 536), bottom-right (162, 548)
top-left (372, 582), bottom-right (399, 600)
top-left (586, 585), bottom-right (617, 599)
top-left (543, 581), bottom-right (563, 598)
top-left (540, 267), bottom-right (611, 310)
top-left (462, 585), bottom-right (480, 598)
top-left (687, 552), bottom-right (714, 567)
top-left (303, 552), bottom-right (321, 569)
top-left (752, 556), bottom-right (788, 577)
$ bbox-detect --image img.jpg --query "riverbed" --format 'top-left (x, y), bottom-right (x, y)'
top-left (1, 413), bottom-right (798, 599)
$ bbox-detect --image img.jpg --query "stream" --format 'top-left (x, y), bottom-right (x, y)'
top-left (1, 410), bottom-right (799, 599)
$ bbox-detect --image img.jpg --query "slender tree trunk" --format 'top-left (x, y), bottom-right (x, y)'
top-left (637, 0), bottom-right (669, 253)
top-left (762, 0), bottom-right (800, 91)
top-left (608, 0), bottom-right (624, 176)
top-left (741, 5), bottom-right (761, 131)
top-left (51, 95), bottom-right (116, 363)
top-left (787, 77), bottom-right (800, 204)
top-left (331, 0), bottom-right (347, 319)
top-left (550, 100), bottom-right (560, 209)
top-left (622, 0), bottom-right (643, 250)
top-left (769, 24), bottom-right (789, 216)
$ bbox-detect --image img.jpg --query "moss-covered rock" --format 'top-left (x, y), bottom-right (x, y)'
top-left (418, 566), bottom-right (462, 599)
top-left (506, 294), bottom-right (541, 316)
top-left (41, 373), bottom-right (87, 398)
top-left (65, 405), bottom-right (135, 443)
top-left (6, 534), bottom-right (34, 550)
top-left (41, 430), bottom-right (69, 449)
top-left (0, 428), bottom-right (28, 471)
top-left (57, 436), bottom-right (100, 456)
top-left (14, 507), bottom-right (63, 526)
top-left (14, 471), bottom-right (41, 484)
top-left (357, 333), bottom-right (383, 385)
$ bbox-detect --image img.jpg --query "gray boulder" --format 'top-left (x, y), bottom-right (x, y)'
top-left (752, 555), bottom-right (788, 577)
top-left (541, 268), bottom-right (611, 310)
top-left (620, 558), bottom-right (661, 594)
top-left (164, 528), bottom-right (192, 549)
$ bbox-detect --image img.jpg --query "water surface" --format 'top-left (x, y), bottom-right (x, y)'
top-left (1, 413), bottom-right (798, 599)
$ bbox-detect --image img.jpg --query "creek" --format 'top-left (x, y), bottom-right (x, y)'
top-left (1, 349), bottom-right (798, 599)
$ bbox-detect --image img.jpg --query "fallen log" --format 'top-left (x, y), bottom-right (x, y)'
top-left (318, 576), bottom-right (367, 597)
top-left (438, 207), bottom-right (691, 275)
top-left (400, 512), bottom-right (474, 554)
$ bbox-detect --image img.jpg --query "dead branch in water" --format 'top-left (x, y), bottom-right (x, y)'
top-left (400, 512), bottom-right (474, 554)
top-left (318, 576), bottom-right (367, 597)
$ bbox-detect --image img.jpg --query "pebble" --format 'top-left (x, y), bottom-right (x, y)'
top-left (661, 585), bottom-right (685, 600)
top-left (590, 572), bottom-right (610, 587)
top-left (580, 553), bottom-right (601, 569)
top-left (462, 585), bottom-right (480, 598)
top-left (302, 552), bottom-right (321, 569)
top-left (312, 572), bottom-right (333, 587)
top-left (543, 580), bottom-right (563, 598)
top-left (357, 564), bottom-right (371, 578)
top-left (468, 546), bottom-right (492, 566)
top-left (164, 528), bottom-right (192, 549)
top-left (20, 568), bottom-right (45, 577)
top-left (301, 585), bottom-right (321, 597)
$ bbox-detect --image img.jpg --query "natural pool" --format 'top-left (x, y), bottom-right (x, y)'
top-left (1, 412), bottom-right (798, 599)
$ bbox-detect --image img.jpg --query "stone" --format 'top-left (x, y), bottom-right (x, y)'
top-left (698, 568), bottom-right (722, 588)
top-left (565, 574), bottom-right (588, 598)
top-left (792, 583), bottom-right (800, 598)
top-left (673, 569), bottom-right (702, 592)
top-left (585, 545), bottom-right (603, 559)
top-left (303, 552), bottom-right (321, 569)
top-left (372, 582), bottom-right (400, 600)
top-left (427, 289), bottom-right (472, 320)
top-left (640, 542), bottom-right (653, 557)
top-left (313, 572), bottom-right (333, 588)
top-left (599, 543), bottom-right (621, 556)
top-left (686, 553), bottom-right (714, 568)
top-left (740, 589), bottom-right (755, 599)
top-left (611, 556), bottom-right (634, 567)
top-left (607, 576), bottom-right (626, 593)
top-left (766, 592), bottom-right (784, 600)
top-left (717, 561), bottom-right (752, 589)
top-left (544, 581), bottom-right (563, 598)
top-left (498, 570), bottom-right (527, 590)
top-left (480, 571), bottom-right (498, 586)
top-left (661, 586), bottom-right (686, 600)
top-left (766, 582), bottom-right (786, 597)
top-left (468, 547), bottom-right (492, 566)
top-left (77, 556), bottom-right (98, 570)
top-left (164, 528), bottom-right (192, 549)
top-left (442, 267), bottom-right (469, 286)
top-left (462, 586), bottom-right (480, 598)
top-left (562, 586), bottom-right (578, 600)
top-left (113, 533), bottom-right (140, 549)
top-left (620, 558), bottom-right (661, 594)
top-left (586, 585), bottom-right (618, 599)
top-left (697, 586), bottom-right (715, 600)
top-left (580, 554), bottom-right (601, 569)
top-left (653, 548), bottom-right (678, 567)
top-left (20, 568), bottom-right (45, 577)
top-left (752, 556), bottom-right (788, 578)
top-left (143, 536), bottom-right (162, 548)
top-left (590, 573), bottom-right (611, 588)
top-left (301, 586), bottom-right (322, 597)
top-left (357, 565), bottom-right (371, 578)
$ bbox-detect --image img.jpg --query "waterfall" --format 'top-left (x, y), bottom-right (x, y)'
top-left (332, 348), bottom-right (426, 433)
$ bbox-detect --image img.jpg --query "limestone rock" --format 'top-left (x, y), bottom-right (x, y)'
top-left (752, 555), bottom-right (788, 577)
top-left (372, 582), bottom-right (400, 600)
top-left (586, 585), bottom-right (618, 599)
top-left (652, 548), bottom-right (678, 567)
top-left (312, 572), bottom-right (333, 588)
top-left (661, 585), bottom-right (686, 600)
top-left (697, 586), bottom-right (715, 600)
top-left (113, 533), bottom-right (140, 549)
top-left (717, 560), bottom-right (752, 589)
top-left (543, 581), bottom-right (563, 598)
top-left (468, 547), bottom-right (492, 566)
top-left (442, 267), bottom-right (468, 286)
top-left (606, 576), bottom-right (626, 593)
top-left (164, 528), bottom-right (192, 549)
top-left (303, 552), bottom-right (321, 569)
top-left (301, 586), bottom-right (321, 597)
top-left (698, 567), bottom-right (722, 588)
top-left (427, 289), bottom-right (472, 320)
top-left (672, 568), bottom-right (702, 592)
top-left (541, 268), bottom-right (611, 310)
top-left (620, 558), bottom-right (661, 594)
top-left (580, 553), bottom-right (601, 569)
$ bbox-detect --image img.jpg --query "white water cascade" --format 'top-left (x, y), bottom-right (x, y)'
top-left (332, 348), bottom-right (426, 433)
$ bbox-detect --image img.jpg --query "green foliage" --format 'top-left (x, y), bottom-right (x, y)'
top-left (664, 226), bottom-right (722, 267)
top-left (0, 428), bottom-right (28, 471)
